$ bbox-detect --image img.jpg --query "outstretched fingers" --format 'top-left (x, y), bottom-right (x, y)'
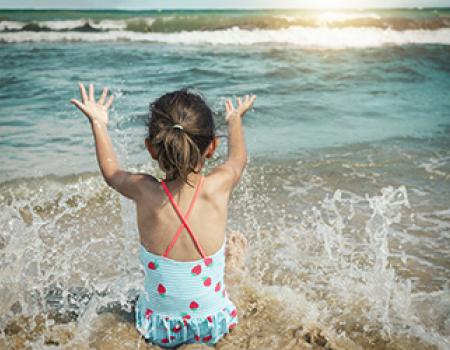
top-left (224, 94), bottom-right (256, 119)
top-left (105, 94), bottom-right (114, 109)
top-left (70, 98), bottom-right (88, 115)
top-left (236, 94), bottom-right (256, 114)
top-left (89, 83), bottom-right (95, 101)
top-left (98, 87), bottom-right (108, 105)
top-left (244, 94), bottom-right (256, 109)
top-left (225, 99), bottom-right (233, 113)
top-left (78, 82), bottom-right (88, 103)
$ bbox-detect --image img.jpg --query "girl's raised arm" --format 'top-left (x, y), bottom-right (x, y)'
top-left (71, 82), bottom-right (146, 200)
top-left (211, 94), bottom-right (256, 191)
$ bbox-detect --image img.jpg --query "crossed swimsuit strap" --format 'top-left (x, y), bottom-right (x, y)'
top-left (160, 175), bottom-right (207, 259)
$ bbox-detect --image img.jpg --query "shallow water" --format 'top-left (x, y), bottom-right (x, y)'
top-left (1, 8), bottom-right (450, 350)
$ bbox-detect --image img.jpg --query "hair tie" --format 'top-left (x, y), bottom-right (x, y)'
top-left (172, 124), bottom-right (184, 130)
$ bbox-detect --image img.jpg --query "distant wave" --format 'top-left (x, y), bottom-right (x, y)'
top-left (0, 19), bottom-right (128, 32)
top-left (1, 12), bottom-right (450, 34)
top-left (1, 27), bottom-right (450, 48)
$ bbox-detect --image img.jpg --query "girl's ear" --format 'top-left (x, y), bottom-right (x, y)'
top-left (205, 137), bottom-right (220, 159)
top-left (145, 138), bottom-right (158, 160)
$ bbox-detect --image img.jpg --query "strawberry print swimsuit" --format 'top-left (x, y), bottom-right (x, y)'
top-left (135, 175), bottom-right (238, 347)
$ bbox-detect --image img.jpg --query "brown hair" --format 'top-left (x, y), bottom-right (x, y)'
top-left (147, 89), bottom-right (215, 185)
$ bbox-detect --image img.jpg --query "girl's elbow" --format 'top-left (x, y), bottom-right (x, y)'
top-left (103, 175), bottom-right (115, 189)
top-left (103, 169), bottom-right (121, 189)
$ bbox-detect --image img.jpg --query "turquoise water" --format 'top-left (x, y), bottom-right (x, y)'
top-left (1, 43), bottom-right (449, 179)
top-left (1, 9), bottom-right (450, 350)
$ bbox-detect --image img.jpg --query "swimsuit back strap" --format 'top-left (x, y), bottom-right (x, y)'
top-left (160, 176), bottom-right (207, 259)
top-left (162, 184), bottom-right (199, 258)
top-left (161, 175), bottom-right (204, 257)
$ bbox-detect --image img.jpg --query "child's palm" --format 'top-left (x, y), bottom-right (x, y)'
top-left (225, 95), bottom-right (256, 121)
top-left (71, 83), bottom-right (114, 125)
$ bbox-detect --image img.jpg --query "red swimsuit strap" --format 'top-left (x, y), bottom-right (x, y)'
top-left (160, 176), bottom-right (206, 259)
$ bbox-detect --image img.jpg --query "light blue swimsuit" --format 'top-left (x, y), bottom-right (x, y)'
top-left (135, 176), bottom-right (238, 347)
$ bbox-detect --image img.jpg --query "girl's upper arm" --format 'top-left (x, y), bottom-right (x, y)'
top-left (107, 170), bottom-right (152, 201)
top-left (208, 162), bottom-right (243, 195)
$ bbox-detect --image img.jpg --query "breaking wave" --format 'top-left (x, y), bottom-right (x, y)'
top-left (1, 26), bottom-right (450, 47)
top-left (1, 11), bottom-right (450, 33)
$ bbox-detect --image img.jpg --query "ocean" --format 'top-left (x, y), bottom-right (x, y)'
top-left (0, 8), bottom-right (449, 350)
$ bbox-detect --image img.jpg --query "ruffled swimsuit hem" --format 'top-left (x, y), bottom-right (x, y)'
top-left (135, 301), bottom-right (238, 348)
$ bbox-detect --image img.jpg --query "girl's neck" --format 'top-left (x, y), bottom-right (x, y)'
top-left (164, 172), bottom-right (203, 187)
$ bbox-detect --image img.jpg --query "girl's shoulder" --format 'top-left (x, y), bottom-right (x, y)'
top-left (201, 172), bottom-right (235, 209)
top-left (131, 173), bottom-right (165, 202)
top-left (203, 168), bottom-right (236, 198)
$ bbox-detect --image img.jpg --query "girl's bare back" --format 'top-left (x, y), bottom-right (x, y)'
top-left (136, 172), bottom-right (230, 261)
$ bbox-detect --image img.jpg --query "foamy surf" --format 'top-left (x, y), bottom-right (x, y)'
top-left (1, 27), bottom-right (450, 47)
top-left (1, 141), bottom-right (450, 349)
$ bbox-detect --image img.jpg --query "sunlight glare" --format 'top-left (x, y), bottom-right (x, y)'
top-left (302, 0), bottom-right (370, 9)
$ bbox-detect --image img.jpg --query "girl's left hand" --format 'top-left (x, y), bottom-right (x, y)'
top-left (71, 83), bottom-right (114, 125)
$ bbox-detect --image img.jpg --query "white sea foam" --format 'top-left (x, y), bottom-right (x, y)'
top-left (1, 27), bottom-right (450, 47)
top-left (0, 20), bottom-right (24, 30)
top-left (39, 20), bottom-right (88, 30)
top-left (93, 19), bottom-right (129, 31)
top-left (40, 19), bottom-right (129, 31)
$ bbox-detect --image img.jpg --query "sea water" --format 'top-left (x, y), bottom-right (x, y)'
top-left (0, 9), bottom-right (449, 350)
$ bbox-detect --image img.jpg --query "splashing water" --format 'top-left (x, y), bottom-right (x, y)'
top-left (2, 143), bottom-right (450, 349)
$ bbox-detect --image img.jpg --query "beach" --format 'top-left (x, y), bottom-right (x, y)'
top-left (1, 9), bottom-right (450, 350)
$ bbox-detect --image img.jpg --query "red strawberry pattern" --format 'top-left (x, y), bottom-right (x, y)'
top-left (194, 334), bottom-right (200, 341)
top-left (182, 313), bottom-right (191, 326)
top-left (147, 261), bottom-right (158, 270)
top-left (157, 283), bottom-right (166, 297)
top-left (214, 282), bottom-right (221, 292)
top-left (204, 257), bottom-right (213, 267)
top-left (161, 338), bottom-right (169, 344)
top-left (230, 309), bottom-right (238, 318)
top-left (173, 324), bottom-right (182, 333)
top-left (191, 264), bottom-right (202, 276)
top-left (229, 322), bottom-right (237, 331)
top-left (203, 335), bottom-right (212, 342)
top-left (145, 308), bottom-right (153, 319)
top-left (202, 276), bottom-right (212, 287)
top-left (207, 315), bottom-right (213, 323)
top-left (189, 301), bottom-right (199, 310)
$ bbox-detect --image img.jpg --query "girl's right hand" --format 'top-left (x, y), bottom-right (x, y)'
top-left (225, 95), bottom-right (256, 122)
top-left (71, 82), bottom-right (114, 126)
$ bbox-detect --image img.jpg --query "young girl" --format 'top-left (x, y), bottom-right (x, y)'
top-left (70, 83), bottom-right (256, 347)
